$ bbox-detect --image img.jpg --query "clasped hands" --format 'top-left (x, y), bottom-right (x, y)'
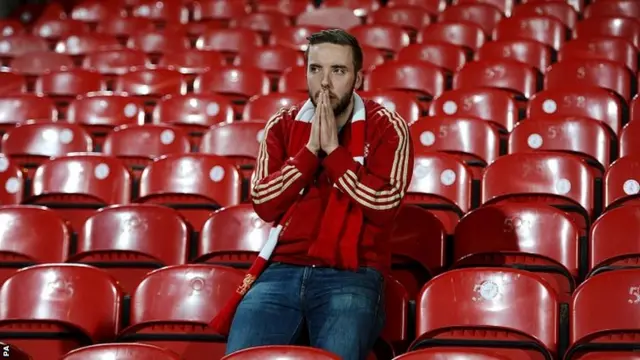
top-left (306, 88), bottom-right (339, 156)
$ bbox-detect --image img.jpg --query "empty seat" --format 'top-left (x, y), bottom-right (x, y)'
top-left (387, 0), bottom-right (447, 14)
top-left (349, 24), bottom-right (411, 55)
top-left (494, 15), bottom-right (568, 51)
top-left (508, 117), bottom-right (612, 175)
top-left (0, 205), bottom-right (69, 284)
top-left (82, 49), bottom-right (151, 77)
top-left (55, 33), bottom-right (122, 60)
top-left (358, 90), bottom-right (421, 124)
top-left (364, 61), bottom-right (447, 102)
top-left (411, 115), bottom-right (500, 179)
top-left (102, 124), bottom-right (191, 177)
top-left (194, 66), bottom-right (270, 115)
top-left (195, 28), bottom-right (262, 59)
top-left (476, 39), bottom-right (552, 73)
top-left (620, 121), bottom-right (640, 158)
top-left (584, 0), bottom-right (640, 19)
top-left (62, 343), bottom-right (182, 360)
top-left (0, 342), bottom-right (30, 360)
top-left (454, 203), bottom-right (580, 301)
top-left (117, 264), bottom-right (246, 359)
top-left (512, 1), bottom-right (577, 29)
top-left (0, 264), bottom-right (123, 360)
top-left (0, 34), bottom-right (49, 64)
top-left (559, 37), bottom-right (638, 73)
top-left (0, 155), bottom-right (24, 205)
top-left (269, 25), bottom-right (327, 52)
top-left (455, 59), bottom-right (540, 99)
top-left (589, 204), bottom-right (640, 278)
top-left (34, 69), bottom-right (105, 112)
top-left (429, 88), bottom-right (518, 133)
top-left (527, 88), bottom-right (623, 137)
top-left (255, 0), bottom-right (315, 19)
top-left (405, 153), bottom-right (472, 234)
top-left (565, 269), bottom-right (640, 359)
top-left (395, 348), bottom-right (512, 360)
top-left (296, 7), bottom-right (362, 30)
top-left (69, 204), bottom-right (189, 293)
top-left (242, 93), bottom-right (307, 121)
top-left (9, 51), bottom-right (74, 77)
top-left (0, 70), bottom-right (25, 95)
top-left (235, 12), bottom-right (292, 38)
top-left (192, 0), bottom-right (250, 25)
top-left (27, 153), bottom-right (131, 232)
top-left (438, 3), bottom-right (503, 36)
top-left (114, 67), bottom-right (187, 112)
top-left (603, 155), bottom-right (640, 210)
top-left (96, 16), bottom-right (155, 43)
top-left (137, 154), bottom-right (242, 230)
top-left (367, 6), bottom-right (432, 34)
top-left (224, 346), bottom-right (341, 360)
top-left (131, 0), bottom-right (188, 27)
top-left (321, 0), bottom-right (381, 16)
top-left (545, 59), bottom-right (634, 101)
top-left (158, 49), bottom-right (226, 77)
top-left (574, 16), bottom-right (640, 48)
top-left (277, 66), bottom-right (307, 93)
top-left (0, 94), bottom-right (57, 134)
top-left (232, 45), bottom-right (304, 82)
top-left (32, 18), bottom-right (89, 43)
top-left (417, 21), bottom-right (486, 52)
top-left (397, 42), bottom-right (467, 73)
top-left (482, 152), bottom-right (594, 235)
top-left (0, 19), bottom-right (24, 37)
top-left (455, 0), bottom-right (515, 16)
top-left (70, 2), bottom-right (127, 25)
top-left (126, 29), bottom-right (191, 62)
top-left (2, 122), bottom-right (92, 177)
top-left (410, 267), bottom-right (558, 358)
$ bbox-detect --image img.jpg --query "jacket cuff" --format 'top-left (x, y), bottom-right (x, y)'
top-left (322, 146), bottom-right (357, 184)
top-left (292, 146), bottom-right (320, 182)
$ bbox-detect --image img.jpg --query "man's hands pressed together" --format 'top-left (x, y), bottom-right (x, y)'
top-left (306, 89), bottom-right (339, 156)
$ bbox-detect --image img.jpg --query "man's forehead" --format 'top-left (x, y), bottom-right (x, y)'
top-left (307, 43), bottom-right (353, 67)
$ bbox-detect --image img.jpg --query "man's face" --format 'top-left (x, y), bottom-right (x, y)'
top-left (306, 43), bottom-right (362, 118)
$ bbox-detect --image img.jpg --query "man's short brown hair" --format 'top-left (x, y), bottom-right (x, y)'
top-left (305, 29), bottom-right (364, 73)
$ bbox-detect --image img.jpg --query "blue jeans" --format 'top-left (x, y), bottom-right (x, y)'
top-left (225, 262), bottom-right (386, 360)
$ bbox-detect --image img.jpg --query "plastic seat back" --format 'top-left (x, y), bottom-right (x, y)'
top-left (438, 3), bottom-right (503, 36)
top-left (54, 33), bottom-right (122, 60)
top-left (395, 348), bottom-right (512, 359)
top-left (131, 0), bottom-right (189, 27)
top-left (584, 0), bottom-right (640, 19)
top-left (9, 51), bottom-right (74, 77)
top-left (364, 61), bottom-right (446, 105)
top-left (223, 346), bottom-right (341, 360)
top-left (296, 7), bottom-right (362, 30)
top-left (0, 155), bottom-right (25, 205)
top-left (476, 39), bottom-right (552, 73)
top-left (34, 69), bottom-right (105, 114)
top-left (269, 25), bottom-right (327, 52)
top-left (589, 205), bottom-right (640, 277)
top-left (574, 16), bottom-right (640, 48)
top-left (512, 1), bottom-right (577, 29)
top-left (126, 29), bottom-right (191, 62)
top-left (62, 343), bottom-right (182, 360)
top-left (158, 49), bottom-right (226, 77)
top-left (349, 24), bottom-right (411, 55)
top-left (0, 34), bottom-right (49, 62)
top-left (70, 204), bottom-right (189, 293)
top-left (0, 71), bottom-right (25, 95)
top-left (278, 66), bottom-right (307, 93)
top-left (0, 264), bottom-right (123, 360)
top-left (0, 94), bottom-right (57, 134)
top-left (114, 67), bottom-right (187, 114)
top-left (359, 90), bottom-right (421, 124)
top-left (195, 28), bottom-right (262, 60)
top-left (454, 59), bottom-right (541, 99)
top-left (95, 16), bottom-right (155, 42)
top-left (397, 42), bottom-right (467, 73)
top-left (82, 49), bottom-right (151, 77)
top-left (242, 93), bottom-right (307, 121)
top-left (367, 6), bottom-right (432, 35)
top-left (417, 21), bottom-right (486, 52)
top-left (32, 18), bottom-right (89, 42)
top-left (494, 15), bottom-right (569, 51)
top-left (620, 121), bottom-right (640, 158)
top-left (70, 2), bottom-right (127, 25)
top-left (603, 156), bottom-right (640, 210)
top-left (559, 37), bottom-right (637, 73)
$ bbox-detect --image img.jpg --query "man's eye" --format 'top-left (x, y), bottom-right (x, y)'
top-left (334, 68), bottom-right (345, 74)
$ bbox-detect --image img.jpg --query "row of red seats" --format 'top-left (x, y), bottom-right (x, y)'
top-left (0, 261), bottom-right (637, 359)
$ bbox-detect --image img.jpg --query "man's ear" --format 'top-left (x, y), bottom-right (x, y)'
top-left (355, 71), bottom-right (363, 89)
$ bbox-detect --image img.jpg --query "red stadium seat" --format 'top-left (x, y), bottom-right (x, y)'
top-left (398, 43), bottom-right (465, 74)
top-left (0, 94), bottom-right (57, 134)
top-left (70, 2), bottom-right (127, 26)
top-left (234, 12), bottom-right (292, 38)
top-left (137, 154), bottom-right (242, 230)
top-left (233, 45), bottom-right (304, 84)
top-left (242, 93), bottom-right (307, 121)
top-left (224, 346), bottom-right (341, 360)
top-left (69, 204), bottom-right (189, 294)
top-left (0, 342), bottom-right (30, 360)
top-left (114, 67), bottom-right (187, 113)
top-left (512, 1), bottom-right (577, 29)
top-left (0, 264), bottom-right (123, 360)
top-left (131, 0), bottom-right (188, 27)
top-left (0, 19), bottom-right (24, 37)
top-left (321, 0), bottom-right (381, 17)
top-left (192, 0), bottom-right (251, 25)
top-left (527, 88), bottom-right (623, 137)
top-left (9, 51), bottom-right (74, 77)
top-left (152, 93), bottom-right (235, 145)
top-left (0, 34), bottom-right (49, 65)
top-left (493, 15), bottom-right (568, 51)
top-left (476, 39), bottom-right (552, 73)
top-left (410, 268), bottom-right (558, 358)
top-left (364, 61), bottom-right (447, 104)
top-left (574, 16), bottom-right (640, 49)
top-left (589, 205), bottom-right (640, 276)
top-left (395, 348), bottom-right (512, 360)
top-left (27, 153), bottom-right (131, 232)
top-left (96, 16), bottom-right (155, 43)
top-left (193, 66), bottom-right (270, 115)
top-left (55, 33), bottom-right (122, 63)
top-left (430, 88), bottom-right (519, 134)
top-left (63, 343), bottom-right (182, 360)
top-left (0, 155), bottom-right (24, 205)
top-left (482, 152), bottom-right (594, 235)
top-left (454, 59), bottom-right (540, 99)
top-left (277, 66), bottom-right (307, 93)
top-left (32, 18), bottom-right (89, 43)
top-left (565, 269), bottom-right (640, 359)
top-left (438, 3), bottom-right (503, 36)
top-left (296, 7), bottom-right (362, 30)
top-left (2, 122), bottom-right (92, 177)
top-left (455, 0), bottom-right (515, 16)
top-left (362, 46), bottom-right (386, 74)
top-left (387, 0), bottom-right (447, 15)
top-left (269, 25), bottom-right (327, 52)
top-left (406, 153), bottom-right (472, 234)
top-left (603, 156), bottom-right (640, 210)
top-left (411, 115), bottom-right (500, 179)
top-left (508, 117), bottom-right (612, 175)
top-left (126, 29), bottom-right (191, 62)
top-left (196, 203), bottom-right (268, 265)
top-left (34, 69), bottom-right (105, 113)
top-left (195, 28), bottom-right (262, 60)
top-left (454, 203), bottom-right (580, 302)
top-left (0, 70), bottom-right (25, 95)
top-left (10, 2), bottom-right (65, 25)
top-left (559, 37), bottom-right (638, 73)
top-left (379, 277), bottom-right (411, 357)
top-left (158, 49), bottom-right (226, 79)
top-left (102, 124), bottom-right (191, 178)
top-left (633, 95), bottom-right (640, 122)
top-left (367, 6), bottom-right (432, 35)
top-left (0, 205), bottom-right (69, 284)
top-left (349, 24), bottom-right (411, 55)
top-left (358, 90), bottom-right (422, 124)
top-left (584, 0), bottom-right (640, 19)
top-left (620, 121), bottom-right (640, 158)
top-left (82, 49), bottom-right (151, 77)
top-left (254, 0), bottom-right (315, 19)
top-left (200, 121), bottom-right (266, 181)
top-left (117, 264), bottom-right (245, 358)
top-left (417, 21), bottom-right (486, 53)
top-left (388, 204), bottom-right (446, 299)
top-left (545, 59), bottom-right (634, 101)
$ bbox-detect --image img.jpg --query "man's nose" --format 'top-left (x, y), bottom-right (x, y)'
top-left (321, 71), bottom-right (331, 88)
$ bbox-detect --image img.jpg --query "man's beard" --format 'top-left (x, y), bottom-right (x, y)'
top-left (309, 84), bottom-right (355, 118)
